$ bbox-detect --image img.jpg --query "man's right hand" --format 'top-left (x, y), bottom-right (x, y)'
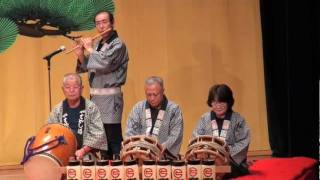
top-left (74, 39), bottom-right (85, 63)
top-left (75, 148), bottom-right (86, 160)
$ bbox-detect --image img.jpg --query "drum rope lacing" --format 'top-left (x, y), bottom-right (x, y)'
top-left (21, 135), bottom-right (66, 164)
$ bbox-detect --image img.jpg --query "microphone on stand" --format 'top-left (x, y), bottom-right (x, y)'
top-left (43, 45), bottom-right (66, 60)
top-left (42, 45), bottom-right (66, 111)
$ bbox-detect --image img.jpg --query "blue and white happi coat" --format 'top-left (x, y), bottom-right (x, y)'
top-left (76, 30), bottom-right (129, 124)
top-left (48, 99), bottom-right (108, 151)
top-left (125, 100), bottom-right (184, 156)
top-left (192, 111), bottom-right (250, 164)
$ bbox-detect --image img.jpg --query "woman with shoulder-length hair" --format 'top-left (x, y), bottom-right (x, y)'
top-left (192, 84), bottom-right (250, 177)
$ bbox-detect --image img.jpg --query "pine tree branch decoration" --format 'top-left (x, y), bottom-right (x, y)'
top-left (0, 17), bottom-right (18, 53)
top-left (0, 0), bottom-right (115, 37)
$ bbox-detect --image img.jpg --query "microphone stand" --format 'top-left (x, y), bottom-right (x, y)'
top-left (42, 46), bottom-right (65, 111)
top-left (43, 55), bottom-right (53, 111)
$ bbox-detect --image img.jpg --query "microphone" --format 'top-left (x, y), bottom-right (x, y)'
top-left (43, 46), bottom-right (66, 60)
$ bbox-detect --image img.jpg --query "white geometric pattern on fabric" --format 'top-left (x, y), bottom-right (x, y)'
top-left (211, 120), bottom-right (230, 141)
top-left (91, 93), bottom-right (123, 124)
top-left (145, 109), bottom-right (166, 137)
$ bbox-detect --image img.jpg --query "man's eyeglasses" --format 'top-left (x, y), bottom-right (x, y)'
top-left (95, 19), bottom-right (110, 26)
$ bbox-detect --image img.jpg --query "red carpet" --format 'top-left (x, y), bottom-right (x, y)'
top-left (235, 157), bottom-right (318, 180)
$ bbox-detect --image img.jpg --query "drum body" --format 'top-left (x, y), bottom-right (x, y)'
top-left (185, 135), bottom-right (230, 164)
top-left (185, 135), bottom-right (230, 180)
top-left (22, 123), bottom-right (77, 180)
top-left (120, 135), bottom-right (163, 162)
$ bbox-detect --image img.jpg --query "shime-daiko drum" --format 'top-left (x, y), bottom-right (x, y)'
top-left (185, 135), bottom-right (231, 179)
top-left (21, 123), bottom-right (77, 180)
top-left (120, 135), bottom-right (177, 163)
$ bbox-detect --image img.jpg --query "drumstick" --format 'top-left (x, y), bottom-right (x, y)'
top-left (65, 28), bottom-right (112, 54)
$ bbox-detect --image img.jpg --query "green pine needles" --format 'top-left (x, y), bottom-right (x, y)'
top-left (0, 17), bottom-right (18, 53)
top-left (0, 0), bottom-right (114, 52)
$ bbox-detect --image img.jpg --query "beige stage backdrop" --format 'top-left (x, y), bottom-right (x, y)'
top-left (0, 0), bottom-right (269, 165)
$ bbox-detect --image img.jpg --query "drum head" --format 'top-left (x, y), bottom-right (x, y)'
top-left (30, 123), bottom-right (77, 166)
top-left (24, 155), bottom-right (63, 180)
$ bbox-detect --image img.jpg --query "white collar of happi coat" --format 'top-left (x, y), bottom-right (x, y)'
top-left (145, 108), bottom-right (166, 137)
top-left (211, 112), bottom-right (231, 141)
top-left (145, 98), bottom-right (168, 137)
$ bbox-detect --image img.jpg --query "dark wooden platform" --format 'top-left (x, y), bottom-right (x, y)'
top-left (0, 150), bottom-right (271, 180)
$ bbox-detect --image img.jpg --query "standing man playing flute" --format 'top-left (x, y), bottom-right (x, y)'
top-left (74, 10), bottom-right (129, 160)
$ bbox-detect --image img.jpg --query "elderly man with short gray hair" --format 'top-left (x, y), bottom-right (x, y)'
top-left (48, 73), bottom-right (108, 160)
top-left (125, 76), bottom-right (184, 156)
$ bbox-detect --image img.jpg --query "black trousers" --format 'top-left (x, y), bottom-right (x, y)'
top-left (102, 123), bottom-right (123, 160)
top-left (223, 159), bottom-right (249, 179)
